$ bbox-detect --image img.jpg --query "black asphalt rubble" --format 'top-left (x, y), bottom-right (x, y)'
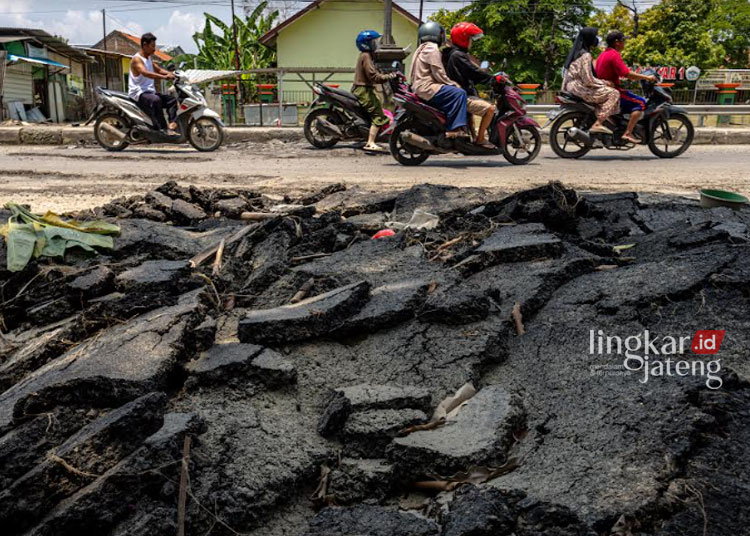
top-left (0, 180), bottom-right (749, 535)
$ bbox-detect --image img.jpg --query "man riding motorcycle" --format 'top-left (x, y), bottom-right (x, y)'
top-left (596, 30), bottom-right (657, 144)
top-left (128, 32), bottom-right (178, 135)
top-left (443, 22), bottom-right (495, 149)
top-left (410, 22), bottom-right (468, 139)
top-left (352, 30), bottom-right (398, 152)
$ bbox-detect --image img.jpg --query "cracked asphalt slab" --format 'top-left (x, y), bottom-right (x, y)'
top-left (0, 143), bottom-right (749, 213)
top-left (1, 177), bottom-right (750, 535)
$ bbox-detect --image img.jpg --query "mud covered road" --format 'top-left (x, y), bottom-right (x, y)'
top-left (1, 143), bottom-right (749, 212)
top-left (2, 181), bottom-right (750, 536)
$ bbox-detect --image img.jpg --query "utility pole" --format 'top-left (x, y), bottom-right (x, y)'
top-left (102, 9), bottom-right (109, 89)
top-left (419, 0), bottom-right (424, 22)
top-left (383, 0), bottom-right (393, 44)
top-left (230, 0), bottom-right (242, 119)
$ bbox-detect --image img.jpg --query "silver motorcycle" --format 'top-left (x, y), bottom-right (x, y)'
top-left (87, 64), bottom-right (224, 152)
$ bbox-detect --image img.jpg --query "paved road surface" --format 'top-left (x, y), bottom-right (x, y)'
top-left (1, 142), bottom-right (748, 212)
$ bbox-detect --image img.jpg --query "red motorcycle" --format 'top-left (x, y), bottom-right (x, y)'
top-left (389, 70), bottom-right (541, 166)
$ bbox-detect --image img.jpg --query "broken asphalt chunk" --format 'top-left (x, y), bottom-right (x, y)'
top-left (67, 266), bottom-right (114, 300)
top-left (327, 458), bottom-right (395, 505)
top-left (334, 279), bottom-right (431, 335)
top-left (0, 392), bottom-right (166, 534)
top-left (115, 259), bottom-right (192, 294)
top-left (342, 408), bottom-right (428, 457)
top-left (238, 281), bottom-right (370, 344)
top-left (0, 293), bottom-right (204, 431)
top-left (302, 504), bottom-right (439, 536)
top-left (458, 223), bottom-right (563, 273)
top-left (388, 385), bottom-right (522, 478)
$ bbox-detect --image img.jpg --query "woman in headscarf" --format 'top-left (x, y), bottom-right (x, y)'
top-left (562, 27), bottom-right (619, 135)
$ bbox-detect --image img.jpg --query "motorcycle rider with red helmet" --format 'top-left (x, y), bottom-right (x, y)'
top-left (443, 22), bottom-right (495, 149)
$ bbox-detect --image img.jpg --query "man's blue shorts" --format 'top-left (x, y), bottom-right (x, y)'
top-left (619, 90), bottom-right (646, 114)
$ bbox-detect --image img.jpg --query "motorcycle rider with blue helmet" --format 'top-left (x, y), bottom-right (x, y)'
top-left (352, 30), bottom-right (397, 152)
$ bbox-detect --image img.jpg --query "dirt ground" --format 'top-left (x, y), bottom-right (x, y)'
top-left (0, 141), bottom-right (749, 213)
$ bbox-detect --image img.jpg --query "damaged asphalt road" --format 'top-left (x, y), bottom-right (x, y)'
top-left (1, 180), bottom-right (749, 535)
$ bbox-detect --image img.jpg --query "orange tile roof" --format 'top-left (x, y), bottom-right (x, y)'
top-left (120, 31), bottom-right (173, 62)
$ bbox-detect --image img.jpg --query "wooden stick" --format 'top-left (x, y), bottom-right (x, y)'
top-left (211, 239), bottom-right (225, 277)
top-left (290, 253), bottom-right (331, 264)
top-left (188, 223), bottom-right (260, 268)
top-left (512, 301), bottom-right (525, 336)
top-left (177, 436), bottom-right (191, 536)
top-left (240, 212), bottom-right (285, 221)
top-left (290, 277), bottom-right (315, 303)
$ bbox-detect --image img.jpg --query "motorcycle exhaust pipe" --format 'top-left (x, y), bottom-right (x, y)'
top-left (315, 118), bottom-right (343, 138)
top-left (99, 122), bottom-right (127, 140)
top-left (401, 131), bottom-right (437, 152)
top-left (567, 127), bottom-right (591, 145)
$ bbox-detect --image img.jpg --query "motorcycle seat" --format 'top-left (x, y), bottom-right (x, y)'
top-left (99, 87), bottom-right (136, 102)
top-left (322, 85), bottom-right (359, 102)
top-left (558, 91), bottom-right (584, 103)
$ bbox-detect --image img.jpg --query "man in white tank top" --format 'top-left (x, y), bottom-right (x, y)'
top-left (129, 33), bottom-right (178, 134)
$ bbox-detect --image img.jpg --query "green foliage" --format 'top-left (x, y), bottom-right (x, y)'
top-left (192, 2), bottom-right (279, 70)
top-left (433, 0), bottom-right (750, 88)
top-left (1, 204), bottom-right (119, 272)
top-left (621, 0), bottom-right (725, 67)
top-left (433, 0), bottom-right (595, 87)
top-left (710, 0), bottom-right (750, 68)
top-left (587, 0), bottom-right (750, 70)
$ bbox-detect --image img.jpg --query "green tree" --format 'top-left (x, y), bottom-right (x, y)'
top-left (432, 0), bottom-right (595, 88)
top-left (588, 4), bottom-right (635, 39)
top-left (622, 0), bottom-right (725, 68)
top-left (710, 0), bottom-right (750, 68)
top-left (192, 1), bottom-right (278, 70)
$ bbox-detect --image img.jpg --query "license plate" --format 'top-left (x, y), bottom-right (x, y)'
top-left (547, 109), bottom-right (562, 120)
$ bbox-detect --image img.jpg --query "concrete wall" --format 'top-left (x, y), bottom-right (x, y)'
top-left (275, 0), bottom-right (418, 100)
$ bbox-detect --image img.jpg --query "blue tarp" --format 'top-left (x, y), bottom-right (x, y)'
top-left (7, 54), bottom-right (69, 69)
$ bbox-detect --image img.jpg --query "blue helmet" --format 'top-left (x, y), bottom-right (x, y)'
top-left (356, 30), bottom-right (382, 52)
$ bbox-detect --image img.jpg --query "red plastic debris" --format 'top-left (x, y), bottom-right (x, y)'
top-left (372, 229), bottom-right (396, 239)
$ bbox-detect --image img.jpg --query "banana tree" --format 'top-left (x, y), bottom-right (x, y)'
top-left (192, 2), bottom-right (279, 102)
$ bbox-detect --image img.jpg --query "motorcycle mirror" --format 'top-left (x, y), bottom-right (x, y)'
top-left (166, 63), bottom-right (176, 72)
top-left (179, 61), bottom-right (187, 70)
top-left (480, 60), bottom-right (489, 70)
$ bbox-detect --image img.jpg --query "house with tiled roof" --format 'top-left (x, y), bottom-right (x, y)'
top-left (259, 0), bottom-right (420, 101)
top-left (92, 30), bottom-right (173, 64)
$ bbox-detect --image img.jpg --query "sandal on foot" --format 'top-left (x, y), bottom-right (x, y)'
top-left (474, 140), bottom-right (496, 150)
top-left (363, 143), bottom-right (388, 153)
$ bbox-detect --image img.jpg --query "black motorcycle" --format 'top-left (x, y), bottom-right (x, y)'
top-left (548, 70), bottom-right (694, 159)
top-left (303, 81), bottom-right (398, 149)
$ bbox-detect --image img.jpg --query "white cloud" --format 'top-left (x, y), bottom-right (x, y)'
top-left (0, 4), bottom-right (200, 52)
top-left (153, 10), bottom-right (203, 53)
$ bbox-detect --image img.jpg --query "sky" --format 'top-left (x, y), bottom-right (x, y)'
top-left (0, 0), bottom-right (654, 53)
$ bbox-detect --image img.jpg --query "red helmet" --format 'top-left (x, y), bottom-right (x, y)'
top-left (450, 22), bottom-right (484, 49)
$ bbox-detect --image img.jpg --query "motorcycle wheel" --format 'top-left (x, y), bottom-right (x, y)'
top-left (502, 124), bottom-right (541, 165)
top-left (188, 117), bottom-right (224, 152)
top-left (549, 111), bottom-right (592, 159)
top-left (389, 122), bottom-right (430, 166)
top-left (647, 114), bottom-right (694, 158)
top-left (304, 108), bottom-right (341, 149)
top-left (94, 113), bottom-right (130, 152)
